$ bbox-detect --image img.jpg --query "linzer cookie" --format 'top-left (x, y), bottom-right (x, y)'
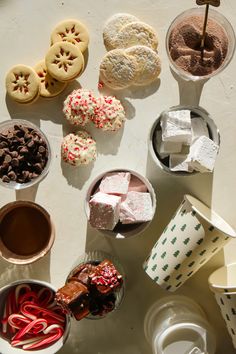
top-left (50, 19), bottom-right (89, 53)
top-left (45, 41), bottom-right (84, 82)
top-left (5, 65), bottom-right (40, 104)
top-left (0, 122), bottom-right (49, 185)
top-left (34, 60), bottom-right (67, 97)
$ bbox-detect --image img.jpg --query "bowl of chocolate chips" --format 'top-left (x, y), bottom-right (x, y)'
top-left (0, 119), bottom-right (51, 189)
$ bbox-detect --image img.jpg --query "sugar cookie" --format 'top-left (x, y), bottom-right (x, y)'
top-left (103, 13), bottom-right (139, 50)
top-left (113, 21), bottom-right (158, 50)
top-left (99, 49), bottom-right (138, 89)
top-left (5, 65), bottom-right (40, 103)
top-left (61, 130), bottom-right (97, 166)
top-left (34, 60), bottom-right (67, 97)
top-left (51, 19), bottom-right (89, 53)
top-left (92, 96), bottom-right (126, 131)
top-left (63, 89), bottom-right (98, 126)
top-left (125, 45), bottom-right (161, 85)
top-left (45, 41), bottom-right (84, 82)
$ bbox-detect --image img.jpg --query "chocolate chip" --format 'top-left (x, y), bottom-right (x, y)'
top-left (0, 125), bottom-right (48, 184)
top-left (34, 163), bottom-right (42, 173)
top-left (38, 146), bottom-right (46, 153)
top-left (11, 158), bottom-right (19, 167)
top-left (27, 140), bottom-right (35, 149)
top-left (8, 171), bottom-right (16, 181)
top-left (2, 175), bottom-right (10, 183)
top-left (4, 155), bottom-right (12, 164)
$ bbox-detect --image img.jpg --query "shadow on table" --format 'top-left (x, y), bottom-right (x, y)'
top-left (15, 183), bottom-right (39, 201)
top-left (170, 67), bottom-right (209, 106)
top-left (0, 251), bottom-right (51, 288)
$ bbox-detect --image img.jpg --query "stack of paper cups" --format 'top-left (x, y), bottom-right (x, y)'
top-left (143, 195), bottom-right (236, 292)
top-left (208, 264), bottom-right (236, 349)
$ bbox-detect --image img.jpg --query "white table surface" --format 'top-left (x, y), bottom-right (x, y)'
top-left (0, 0), bottom-right (236, 353)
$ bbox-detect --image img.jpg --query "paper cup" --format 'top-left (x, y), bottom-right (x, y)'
top-left (209, 264), bottom-right (236, 349)
top-left (85, 169), bottom-right (156, 239)
top-left (0, 279), bottom-right (70, 354)
top-left (144, 295), bottom-right (216, 354)
top-left (0, 201), bottom-right (55, 264)
top-left (143, 195), bottom-right (236, 292)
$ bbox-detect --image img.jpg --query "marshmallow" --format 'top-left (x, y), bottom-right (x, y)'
top-left (120, 191), bottom-right (153, 224)
top-left (99, 172), bottom-right (131, 195)
top-left (191, 117), bottom-right (209, 142)
top-left (169, 154), bottom-right (193, 172)
top-left (154, 130), bottom-right (168, 159)
top-left (188, 136), bottom-right (219, 173)
top-left (128, 175), bottom-right (148, 193)
top-left (160, 140), bottom-right (183, 154)
top-left (161, 110), bottom-right (192, 144)
top-left (89, 192), bottom-right (121, 230)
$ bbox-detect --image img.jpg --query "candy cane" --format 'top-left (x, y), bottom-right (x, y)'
top-left (12, 318), bottom-right (48, 341)
top-left (23, 327), bottom-right (63, 350)
top-left (8, 314), bottom-right (31, 330)
top-left (37, 287), bottom-right (54, 307)
top-left (21, 302), bottom-right (65, 323)
top-left (15, 284), bottom-right (31, 304)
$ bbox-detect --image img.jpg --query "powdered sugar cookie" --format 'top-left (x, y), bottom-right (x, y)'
top-left (125, 45), bottom-right (161, 85)
top-left (5, 64), bottom-right (40, 103)
top-left (92, 96), bottom-right (125, 131)
top-left (34, 60), bottom-right (67, 97)
top-left (100, 49), bottom-right (138, 89)
top-left (45, 41), bottom-right (84, 82)
top-left (51, 19), bottom-right (89, 53)
top-left (114, 21), bottom-right (158, 50)
top-left (103, 13), bottom-right (139, 50)
top-left (63, 89), bottom-right (98, 126)
top-left (61, 130), bottom-right (97, 166)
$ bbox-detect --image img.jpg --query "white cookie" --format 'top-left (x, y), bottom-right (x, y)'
top-left (103, 13), bottom-right (139, 50)
top-left (100, 49), bottom-right (138, 89)
top-left (125, 45), bottom-right (161, 85)
top-left (113, 21), bottom-right (158, 50)
top-left (5, 64), bottom-right (40, 103)
top-left (51, 19), bottom-right (89, 53)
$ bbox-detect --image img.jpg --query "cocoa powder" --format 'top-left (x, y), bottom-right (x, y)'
top-left (169, 15), bottom-right (229, 76)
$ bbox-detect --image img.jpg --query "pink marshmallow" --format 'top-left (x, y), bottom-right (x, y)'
top-left (128, 175), bottom-right (148, 193)
top-left (120, 191), bottom-right (153, 224)
top-left (89, 192), bottom-right (121, 230)
top-left (99, 172), bottom-right (131, 195)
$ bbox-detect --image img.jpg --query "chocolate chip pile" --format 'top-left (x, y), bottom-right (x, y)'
top-left (0, 124), bottom-right (48, 184)
top-left (55, 259), bottom-right (123, 320)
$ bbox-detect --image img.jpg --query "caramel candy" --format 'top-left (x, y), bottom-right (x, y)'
top-left (196, 0), bottom-right (220, 6)
top-left (89, 259), bottom-right (123, 294)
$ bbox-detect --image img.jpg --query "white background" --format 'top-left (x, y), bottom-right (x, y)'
top-left (0, 0), bottom-right (236, 353)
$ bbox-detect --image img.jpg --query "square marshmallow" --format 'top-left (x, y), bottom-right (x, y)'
top-left (169, 154), bottom-right (193, 172)
top-left (99, 172), bottom-right (131, 195)
top-left (128, 175), bottom-right (148, 193)
top-left (191, 117), bottom-right (209, 142)
top-left (120, 191), bottom-right (153, 224)
top-left (188, 136), bottom-right (219, 173)
top-left (161, 110), bottom-right (192, 144)
top-left (89, 192), bottom-right (121, 230)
